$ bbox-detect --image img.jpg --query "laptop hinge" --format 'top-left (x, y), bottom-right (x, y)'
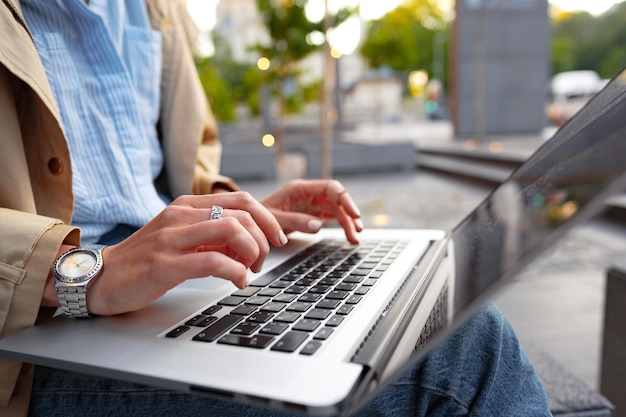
top-left (350, 236), bottom-right (450, 381)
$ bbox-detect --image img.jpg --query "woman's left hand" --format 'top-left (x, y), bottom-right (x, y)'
top-left (260, 179), bottom-right (363, 244)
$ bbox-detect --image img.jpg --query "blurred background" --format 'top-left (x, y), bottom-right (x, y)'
top-left (185, 0), bottom-right (625, 174)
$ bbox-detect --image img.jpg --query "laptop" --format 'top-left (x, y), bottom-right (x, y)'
top-left (2, 68), bottom-right (626, 416)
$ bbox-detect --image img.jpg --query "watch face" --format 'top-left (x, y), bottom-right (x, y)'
top-left (57, 249), bottom-right (99, 283)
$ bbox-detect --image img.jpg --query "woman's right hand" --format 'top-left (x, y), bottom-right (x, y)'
top-left (46, 192), bottom-right (288, 316)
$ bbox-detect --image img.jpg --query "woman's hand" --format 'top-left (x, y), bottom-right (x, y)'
top-left (84, 192), bottom-right (286, 316)
top-left (260, 179), bottom-right (363, 244)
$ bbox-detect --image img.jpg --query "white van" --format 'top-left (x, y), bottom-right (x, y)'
top-left (546, 70), bottom-right (602, 126)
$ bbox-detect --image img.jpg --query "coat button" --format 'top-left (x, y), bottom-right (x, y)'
top-left (48, 158), bottom-right (64, 175)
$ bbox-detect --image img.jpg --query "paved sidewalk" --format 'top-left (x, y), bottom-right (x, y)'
top-left (340, 118), bottom-right (555, 159)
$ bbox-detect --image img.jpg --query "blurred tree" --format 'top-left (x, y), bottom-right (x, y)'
top-left (551, 2), bottom-right (626, 79)
top-left (360, 0), bottom-right (450, 87)
top-left (251, 0), bottom-right (353, 160)
top-left (594, 3), bottom-right (626, 78)
top-left (195, 56), bottom-right (237, 122)
top-left (195, 34), bottom-right (261, 122)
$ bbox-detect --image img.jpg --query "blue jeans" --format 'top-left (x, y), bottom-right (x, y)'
top-left (28, 303), bottom-right (551, 416)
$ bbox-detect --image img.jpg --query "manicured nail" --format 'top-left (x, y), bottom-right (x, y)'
top-left (279, 231), bottom-right (289, 245)
top-left (307, 219), bottom-right (323, 232)
top-left (355, 218), bottom-right (364, 231)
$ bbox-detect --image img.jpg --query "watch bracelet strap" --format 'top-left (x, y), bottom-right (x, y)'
top-left (56, 244), bottom-right (105, 318)
top-left (56, 285), bottom-right (91, 318)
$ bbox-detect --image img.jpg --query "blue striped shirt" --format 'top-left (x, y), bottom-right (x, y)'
top-left (22, 0), bottom-right (167, 243)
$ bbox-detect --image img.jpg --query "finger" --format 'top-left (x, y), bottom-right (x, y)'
top-left (173, 193), bottom-right (288, 247)
top-left (173, 218), bottom-right (263, 270)
top-left (270, 208), bottom-right (360, 244)
top-left (330, 205), bottom-right (360, 244)
top-left (300, 199), bottom-right (361, 244)
top-left (155, 202), bottom-right (271, 272)
top-left (220, 209), bottom-right (271, 272)
top-left (306, 179), bottom-right (362, 219)
top-left (268, 210), bottom-right (324, 235)
top-left (183, 250), bottom-right (248, 289)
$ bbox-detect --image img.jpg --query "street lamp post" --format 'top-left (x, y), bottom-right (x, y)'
top-left (320, 0), bottom-right (335, 179)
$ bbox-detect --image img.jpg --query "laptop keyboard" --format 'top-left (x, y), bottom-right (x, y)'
top-left (165, 238), bottom-right (408, 355)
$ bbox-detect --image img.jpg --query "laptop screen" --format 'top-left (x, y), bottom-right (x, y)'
top-left (452, 69), bottom-right (626, 314)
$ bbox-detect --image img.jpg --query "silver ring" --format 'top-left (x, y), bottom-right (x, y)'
top-left (210, 205), bottom-right (223, 220)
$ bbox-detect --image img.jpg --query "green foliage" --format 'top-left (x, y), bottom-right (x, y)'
top-left (359, 0), bottom-right (450, 84)
top-left (252, 0), bottom-right (354, 87)
top-left (551, 3), bottom-right (626, 78)
top-left (195, 56), bottom-right (236, 121)
top-left (241, 66), bottom-right (264, 116)
top-left (254, 0), bottom-right (319, 77)
top-left (283, 77), bottom-right (322, 113)
top-left (195, 34), bottom-right (266, 121)
top-left (551, 37), bottom-right (576, 74)
top-left (194, 1), bottom-right (358, 124)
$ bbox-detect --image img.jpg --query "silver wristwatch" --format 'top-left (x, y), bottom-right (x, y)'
top-left (53, 244), bottom-right (105, 318)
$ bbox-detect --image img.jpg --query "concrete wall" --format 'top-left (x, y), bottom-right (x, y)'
top-left (452, 0), bottom-right (550, 137)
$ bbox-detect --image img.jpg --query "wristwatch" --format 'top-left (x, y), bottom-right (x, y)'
top-left (53, 244), bottom-right (106, 318)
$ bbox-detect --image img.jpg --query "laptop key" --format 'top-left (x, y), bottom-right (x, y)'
top-left (317, 299), bottom-right (341, 310)
top-left (337, 305), bottom-right (354, 315)
top-left (300, 340), bottom-right (322, 356)
top-left (284, 285), bottom-right (308, 294)
top-left (258, 288), bottom-right (281, 297)
top-left (304, 309), bottom-right (331, 320)
top-left (326, 315), bottom-right (344, 327)
top-left (269, 280), bottom-right (291, 289)
top-left (326, 290), bottom-right (350, 300)
top-left (247, 311), bottom-right (274, 323)
top-left (261, 302), bottom-right (286, 313)
top-left (313, 327), bottom-right (333, 340)
top-left (218, 334), bottom-right (274, 349)
top-left (354, 287), bottom-right (369, 296)
top-left (260, 322), bottom-right (289, 335)
top-left (286, 301), bottom-right (312, 312)
top-left (185, 315), bottom-right (209, 326)
top-left (346, 295), bottom-right (363, 304)
top-left (231, 287), bottom-right (260, 297)
top-left (293, 319), bottom-right (322, 332)
top-left (298, 293), bottom-right (321, 303)
top-left (309, 285), bottom-right (331, 294)
top-left (274, 294), bottom-right (298, 303)
top-left (165, 325), bottom-right (190, 338)
top-left (202, 305), bottom-right (222, 315)
top-left (274, 312), bottom-right (301, 323)
top-left (193, 315), bottom-right (242, 342)
top-left (231, 305), bottom-right (257, 316)
top-left (343, 275), bottom-right (364, 284)
top-left (231, 322), bottom-right (260, 336)
top-left (319, 277), bottom-right (340, 286)
top-left (218, 296), bottom-right (245, 307)
top-left (245, 296), bottom-right (271, 306)
top-left (195, 316), bottom-right (219, 327)
top-left (271, 331), bottom-right (309, 352)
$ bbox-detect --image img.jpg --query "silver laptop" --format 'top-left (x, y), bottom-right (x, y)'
top-left (2, 68), bottom-right (626, 416)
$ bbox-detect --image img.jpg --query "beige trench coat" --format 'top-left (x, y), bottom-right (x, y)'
top-left (0, 0), bottom-right (237, 415)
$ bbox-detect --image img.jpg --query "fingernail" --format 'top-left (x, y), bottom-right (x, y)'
top-left (355, 218), bottom-right (364, 230)
top-left (279, 231), bottom-right (289, 245)
top-left (307, 219), bottom-right (323, 232)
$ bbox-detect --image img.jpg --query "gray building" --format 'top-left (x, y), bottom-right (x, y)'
top-left (452, 0), bottom-right (550, 138)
